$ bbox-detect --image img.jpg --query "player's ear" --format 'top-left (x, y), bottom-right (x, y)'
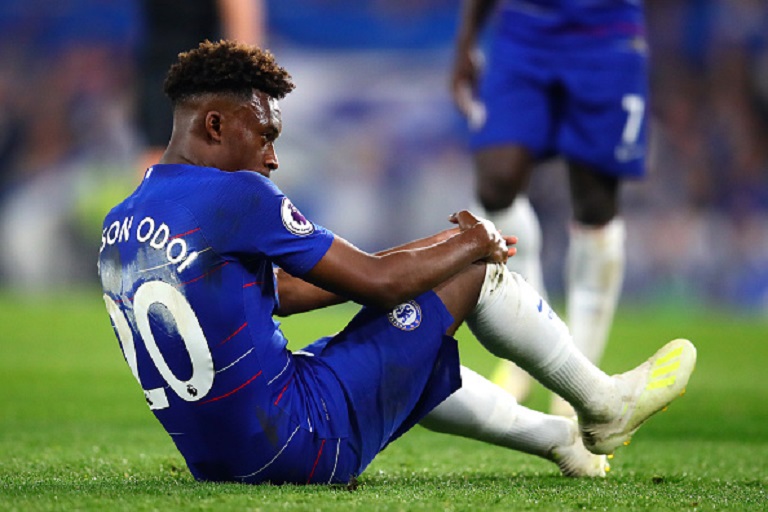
top-left (204, 111), bottom-right (223, 143)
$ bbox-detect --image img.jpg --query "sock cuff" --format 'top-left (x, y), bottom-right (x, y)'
top-left (570, 217), bottom-right (626, 247)
top-left (473, 196), bottom-right (540, 245)
top-left (544, 351), bottom-right (613, 413)
top-left (472, 194), bottom-right (532, 218)
top-left (474, 262), bottom-right (507, 314)
top-left (569, 218), bottom-right (626, 266)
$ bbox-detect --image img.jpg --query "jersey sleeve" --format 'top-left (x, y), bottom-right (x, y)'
top-left (195, 171), bottom-right (334, 276)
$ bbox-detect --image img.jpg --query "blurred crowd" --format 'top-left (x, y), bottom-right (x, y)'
top-left (0, 0), bottom-right (766, 310)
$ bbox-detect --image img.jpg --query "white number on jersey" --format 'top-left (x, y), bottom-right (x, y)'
top-left (104, 281), bottom-right (214, 410)
top-left (620, 93), bottom-right (645, 147)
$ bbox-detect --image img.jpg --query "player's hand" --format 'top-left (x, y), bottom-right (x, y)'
top-left (450, 47), bottom-right (484, 121)
top-left (449, 210), bottom-right (517, 264)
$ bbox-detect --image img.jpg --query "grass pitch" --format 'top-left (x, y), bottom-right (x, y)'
top-left (1, 289), bottom-right (766, 511)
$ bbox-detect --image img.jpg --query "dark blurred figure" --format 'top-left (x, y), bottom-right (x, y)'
top-left (137, 0), bottom-right (265, 171)
top-left (0, 0), bottom-right (140, 290)
top-left (642, 0), bottom-right (768, 308)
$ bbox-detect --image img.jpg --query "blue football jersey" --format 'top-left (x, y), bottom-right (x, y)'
top-left (498, 0), bottom-right (645, 47)
top-left (98, 164), bottom-right (347, 481)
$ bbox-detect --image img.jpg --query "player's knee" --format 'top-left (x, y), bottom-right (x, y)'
top-left (477, 167), bottom-right (528, 210)
top-left (477, 186), bottom-right (518, 212)
top-left (573, 200), bottom-right (617, 226)
top-left (475, 152), bottom-right (530, 211)
top-left (569, 167), bottom-right (619, 225)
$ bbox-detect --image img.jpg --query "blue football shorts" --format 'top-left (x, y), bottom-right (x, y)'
top-left (471, 37), bottom-right (649, 178)
top-left (293, 290), bottom-right (461, 483)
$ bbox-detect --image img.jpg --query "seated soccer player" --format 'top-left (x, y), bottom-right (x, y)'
top-left (98, 40), bottom-right (696, 485)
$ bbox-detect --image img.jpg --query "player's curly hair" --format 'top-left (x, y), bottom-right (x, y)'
top-left (163, 40), bottom-right (295, 104)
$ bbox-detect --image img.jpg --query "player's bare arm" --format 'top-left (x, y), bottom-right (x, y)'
top-left (295, 210), bottom-right (511, 311)
top-left (275, 228), bottom-right (469, 315)
top-left (276, 221), bottom-right (517, 316)
top-left (273, 268), bottom-right (346, 316)
top-left (451, 0), bottom-right (498, 116)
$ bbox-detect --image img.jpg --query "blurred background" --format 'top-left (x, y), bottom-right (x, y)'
top-left (0, 0), bottom-right (766, 311)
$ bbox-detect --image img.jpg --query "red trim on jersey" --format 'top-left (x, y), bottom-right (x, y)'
top-left (182, 261), bottom-right (230, 286)
top-left (306, 439), bottom-right (326, 484)
top-left (219, 322), bottom-right (247, 345)
top-left (170, 227), bottom-right (201, 239)
top-left (197, 371), bottom-right (262, 405)
top-left (273, 378), bottom-right (293, 406)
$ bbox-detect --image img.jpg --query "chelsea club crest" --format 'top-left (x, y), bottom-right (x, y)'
top-left (388, 301), bottom-right (422, 331)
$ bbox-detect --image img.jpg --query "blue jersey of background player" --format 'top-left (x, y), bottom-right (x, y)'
top-left (468, 0), bottom-right (648, 175)
top-left (497, 0), bottom-right (645, 49)
top-left (451, 0), bottom-right (648, 415)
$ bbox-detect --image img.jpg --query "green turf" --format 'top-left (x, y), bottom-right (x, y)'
top-left (1, 289), bottom-right (766, 510)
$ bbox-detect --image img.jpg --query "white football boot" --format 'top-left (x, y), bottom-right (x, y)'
top-left (580, 338), bottom-right (697, 455)
top-left (552, 417), bottom-right (609, 478)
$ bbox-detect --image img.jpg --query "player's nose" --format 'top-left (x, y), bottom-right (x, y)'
top-left (265, 145), bottom-right (279, 171)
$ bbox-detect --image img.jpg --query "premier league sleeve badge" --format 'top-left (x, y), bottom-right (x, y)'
top-left (281, 197), bottom-right (315, 236)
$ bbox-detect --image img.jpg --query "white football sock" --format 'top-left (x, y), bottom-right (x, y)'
top-left (566, 218), bottom-right (626, 363)
top-left (420, 366), bottom-right (572, 459)
top-left (473, 195), bottom-right (546, 296)
top-left (474, 196), bottom-right (543, 401)
top-left (467, 264), bottom-right (619, 420)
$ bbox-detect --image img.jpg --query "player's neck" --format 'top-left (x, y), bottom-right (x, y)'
top-left (159, 141), bottom-right (209, 169)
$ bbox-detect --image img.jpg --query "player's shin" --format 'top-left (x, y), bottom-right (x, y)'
top-left (551, 218), bottom-right (626, 415)
top-left (420, 366), bottom-right (569, 458)
top-left (566, 218), bottom-right (625, 363)
top-left (420, 366), bottom-right (608, 476)
top-left (466, 263), bottom-right (620, 421)
top-left (474, 196), bottom-right (544, 401)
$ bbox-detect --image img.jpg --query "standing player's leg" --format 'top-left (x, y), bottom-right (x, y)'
top-left (474, 147), bottom-right (546, 296)
top-left (467, 36), bottom-right (556, 403)
top-left (551, 164), bottom-right (625, 416)
top-left (553, 41), bottom-right (648, 416)
top-left (472, 146), bottom-right (544, 402)
top-left (429, 262), bottom-right (695, 458)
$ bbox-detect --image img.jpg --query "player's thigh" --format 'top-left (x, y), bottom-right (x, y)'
top-left (434, 262), bottom-right (486, 335)
top-left (311, 293), bottom-right (461, 470)
top-left (558, 46), bottom-right (649, 179)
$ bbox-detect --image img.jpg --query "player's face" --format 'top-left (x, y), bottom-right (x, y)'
top-left (226, 90), bottom-right (282, 178)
